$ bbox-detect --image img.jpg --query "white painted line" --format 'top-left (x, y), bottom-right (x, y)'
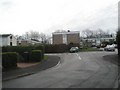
top-left (76, 53), bottom-right (81, 60)
top-left (76, 53), bottom-right (78, 56)
top-left (78, 56), bottom-right (81, 60)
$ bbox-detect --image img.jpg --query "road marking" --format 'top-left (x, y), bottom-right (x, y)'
top-left (76, 53), bottom-right (81, 60)
top-left (78, 56), bottom-right (81, 60)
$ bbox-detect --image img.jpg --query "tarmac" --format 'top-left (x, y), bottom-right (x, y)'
top-left (2, 55), bottom-right (60, 81)
top-left (2, 52), bottom-right (120, 86)
top-left (103, 54), bottom-right (120, 88)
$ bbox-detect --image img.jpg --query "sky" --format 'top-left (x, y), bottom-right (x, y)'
top-left (0, 0), bottom-right (119, 36)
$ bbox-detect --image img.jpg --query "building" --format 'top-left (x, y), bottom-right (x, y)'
top-left (0, 34), bottom-right (17, 46)
top-left (52, 31), bottom-right (80, 45)
top-left (82, 35), bottom-right (116, 47)
top-left (17, 38), bottom-right (41, 46)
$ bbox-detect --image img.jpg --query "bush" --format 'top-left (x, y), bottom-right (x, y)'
top-left (2, 45), bottom-right (45, 62)
top-left (34, 45), bottom-right (44, 59)
top-left (101, 41), bottom-right (109, 45)
top-left (44, 44), bottom-right (80, 53)
top-left (116, 29), bottom-right (120, 56)
top-left (29, 50), bottom-right (42, 62)
top-left (45, 44), bottom-right (68, 53)
top-left (2, 52), bottom-right (18, 70)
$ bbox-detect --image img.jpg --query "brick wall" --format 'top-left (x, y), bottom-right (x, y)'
top-left (67, 33), bottom-right (80, 44)
top-left (53, 34), bottom-right (63, 44)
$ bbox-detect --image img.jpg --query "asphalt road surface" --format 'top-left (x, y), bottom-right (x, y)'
top-left (3, 51), bottom-right (118, 88)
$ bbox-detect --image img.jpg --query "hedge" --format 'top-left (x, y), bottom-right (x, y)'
top-left (2, 52), bottom-right (18, 70)
top-left (29, 50), bottom-right (42, 62)
top-left (116, 29), bottom-right (120, 56)
top-left (2, 45), bottom-right (44, 62)
top-left (44, 43), bottom-right (80, 53)
top-left (45, 44), bottom-right (68, 53)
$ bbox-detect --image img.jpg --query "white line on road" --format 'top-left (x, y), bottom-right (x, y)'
top-left (76, 53), bottom-right (81, 60)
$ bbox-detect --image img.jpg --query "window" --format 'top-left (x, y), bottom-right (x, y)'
top-left (10, 42), bottom-right (12, 46)
top-left (63, 34), bottom-right (67, 44)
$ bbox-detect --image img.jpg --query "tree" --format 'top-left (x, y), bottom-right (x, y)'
top-left (23, 31), bottom-right (40, 40)
top-left (116, 29), bottom-right (120, 56)
top-left (82, 29), bottom-right (94, 38)
top-left (39, 33), bottom-right (47, 44)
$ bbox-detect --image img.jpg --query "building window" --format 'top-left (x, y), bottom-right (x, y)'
top-left (63, 34), bottom-right (67, 44)
top-left (19, 43), bottom-right (21, 45)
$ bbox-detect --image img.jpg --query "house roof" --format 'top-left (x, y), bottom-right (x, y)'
top-left (52, 31), bottom-right (80, 35)
top-left (0, 34), bottom-right (12, 37)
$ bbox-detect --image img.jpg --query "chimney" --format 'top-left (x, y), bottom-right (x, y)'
top-left (68, 30), bottom-right (70, 32)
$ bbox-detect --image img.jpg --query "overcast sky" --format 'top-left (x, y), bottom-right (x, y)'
top-left (0, 0), bottom-right (119, 36)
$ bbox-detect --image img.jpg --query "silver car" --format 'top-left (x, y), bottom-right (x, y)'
top-left (104, 45), bottom-right (115, 51)
top-left (70, 47), bottom-right (79, 53)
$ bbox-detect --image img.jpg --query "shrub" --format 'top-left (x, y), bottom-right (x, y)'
top-left (101, 41), bottom-right (110, 45)
top-left (2, 45), bottom-right (45, 62)
top-left (45, 44), bottom-right (68, 53)
top-left (34, 45), bottom-right (44, 59)
top-left (116, 29), bottom-right (120, 56)
top-left (2, 52), bottom-right (18, 70)
top-left (29, 50), bottom-right (42, 62)
top-left (44, 44), bottom-right (80, 53)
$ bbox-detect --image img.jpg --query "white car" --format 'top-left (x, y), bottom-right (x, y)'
top-left (104, 45), bottom-right (115, 51)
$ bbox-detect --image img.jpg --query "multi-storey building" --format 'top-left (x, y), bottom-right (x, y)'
top-left (52, 31), bottom-right (80, 45)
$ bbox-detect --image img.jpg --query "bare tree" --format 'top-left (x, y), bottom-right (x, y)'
top-left (30, 31), bottom-right (40, 40)
top-left (39, 33), bottom-right (47, 43)
top-left (22, 30), bottom-right (40, 40)
top-left (82, 28), bottom-right (112, 38)
top-left (82, 29), bottom-right (94, 38)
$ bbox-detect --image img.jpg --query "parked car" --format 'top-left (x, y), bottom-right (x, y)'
top-left (100, 44), bottom-right (107, 48)
top-left (70, 47), bottom-right (79, 53)
top-left (112, 44), bottom-right (117, 48)
top-left (104, 45), bottom-right (115, 51)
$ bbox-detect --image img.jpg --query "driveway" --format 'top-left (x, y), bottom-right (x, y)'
top-left (3, 51), bottom-right (118, 88)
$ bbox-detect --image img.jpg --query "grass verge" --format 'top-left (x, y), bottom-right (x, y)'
top-left (44, 55), bottom-right (48, 60)
top-left (80, 48), bottom-right (98, 51)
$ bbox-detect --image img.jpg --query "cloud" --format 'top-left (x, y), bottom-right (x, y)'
top-left (47, 2), bottom-right (118, 34)
top-left (0, 0), bottom-right (119, 35)
top-left (0, 0), bottom-right (13, 11)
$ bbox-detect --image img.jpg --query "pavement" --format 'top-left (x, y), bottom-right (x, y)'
top-left (103, 53), bottom-right (120, 88)
top-left (2, 55), bottom-right (60, 81)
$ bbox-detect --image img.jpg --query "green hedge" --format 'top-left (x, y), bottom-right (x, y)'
top-left (44, 44), bottom-right (80, 53)
top-left (117, 29), bottom-right (120, 56)
top-left (2, 52), bottom-right (18, 70)
top-left (29, 50), bottom-right (42, 62)
top-left (35, 45), bottom-right (44, 59)
top-left (2, 45), bottom-right (44, 62)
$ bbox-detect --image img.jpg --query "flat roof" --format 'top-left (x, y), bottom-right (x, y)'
top-left (52, 31), bottom-right (80, 35)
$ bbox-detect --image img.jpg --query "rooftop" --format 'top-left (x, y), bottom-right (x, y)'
top-left (53, 31), bottom-right (80, 35)
top-left (0, 34), bottom-right (12, 37)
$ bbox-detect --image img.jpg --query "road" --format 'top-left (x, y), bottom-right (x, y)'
top-left (3, 51), bottom-right (118, 88)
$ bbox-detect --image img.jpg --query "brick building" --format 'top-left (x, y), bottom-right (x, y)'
top-left (52, 31), bottom-right (80, 45)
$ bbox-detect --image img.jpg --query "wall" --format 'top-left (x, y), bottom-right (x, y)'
top-left (0, 35), bottom-right (17, 46)
top-left (67, 33), bottom-right (80, 44)
top-left (11, 36), bottom-right (17, 46)
top-left (53, 34), bottom-right (63, 44)
top-left (1, 37), bottom-right (9, 46)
